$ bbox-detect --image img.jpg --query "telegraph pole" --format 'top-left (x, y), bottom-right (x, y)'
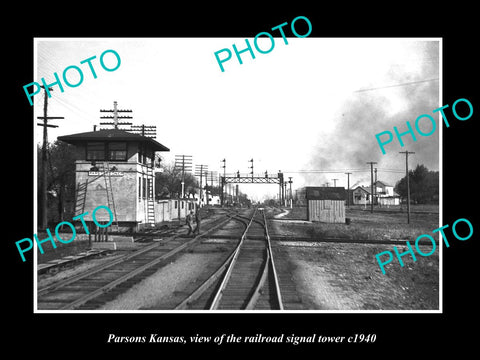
top-left (221, 159), bottom-right (226, 206)
top-left (175, 155), bottom-right (192, 198)
top-left (99, 101), bottom-right (133, 129)
top-left (367, 162), bottom-right (377, 213)
top-left (205, 170), bottom-right (209, 205)
top-left (248, 158), bottom-right (254, 182)
top-left (195, 164), bottom-right (208, 207)
top-left (399, 151), bottom-right (415, 224)
top-left (345, 172), bottom-right (352, 208)
top-left (288, 177), bottom-right (293, 208)
top-left (37, 86), bottom-right (64, 229)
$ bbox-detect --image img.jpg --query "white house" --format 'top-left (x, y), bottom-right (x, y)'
top-left (375, 181), bottom-right (400, 206)
top-left (352, 181), bottom-right (400, 206)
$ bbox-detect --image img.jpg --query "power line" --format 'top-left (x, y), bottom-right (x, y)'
top-left (354, 78), bottom-right (439, 93)
top-left (281, 168), bottom-right (404, 174)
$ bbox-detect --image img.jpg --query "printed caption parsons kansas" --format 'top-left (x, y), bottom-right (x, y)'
top-left (107, 334), bottom-right (187, 344)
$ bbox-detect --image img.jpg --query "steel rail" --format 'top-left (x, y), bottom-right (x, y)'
top-left (244, 247), bottom-right (269, 310)
top-left (209, 209), bottom-right (257, 310)
top-left (244, 211), bottom-right (269, 309)
top-left (37, 240), bottom-right (164, 296)
top-left (174, 216), bottom-right (249, 310)
top-left (45, 214), bottom-right (234, 310)
top-left (38, 226), bottom-right (185, 294)
top-left (263, 209), bottom-right (284, 310)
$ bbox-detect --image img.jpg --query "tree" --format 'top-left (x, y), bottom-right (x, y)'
top-left (155, 162), bottom-right (199, 199)
top-left (394, 164), bottom-right (439, 204)
top-left (37, 140), bottom-right (77, 225)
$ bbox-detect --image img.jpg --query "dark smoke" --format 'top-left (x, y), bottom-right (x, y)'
top-left (303, 41), bottom-right (440, 187)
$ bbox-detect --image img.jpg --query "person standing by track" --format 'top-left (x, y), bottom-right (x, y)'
top-left (186, 210), bottom-right (194, 236)
top-left (193, 208), bottom-right (201, 235)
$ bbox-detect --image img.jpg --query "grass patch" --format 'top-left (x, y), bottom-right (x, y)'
top-left (274, 205), bottom-right (439, 242)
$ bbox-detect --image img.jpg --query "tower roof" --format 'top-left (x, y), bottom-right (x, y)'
top-left (58, 129), bottom-right (170, 151)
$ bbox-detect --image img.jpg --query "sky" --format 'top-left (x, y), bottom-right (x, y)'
top-left (34, 38), bottom-right (440, 202)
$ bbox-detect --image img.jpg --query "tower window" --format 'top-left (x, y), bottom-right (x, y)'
top-left (108, 142), bottom-right (127, 161)
top-left (86, 141), bottom-right (127, 161)
top-left (86, 142), bottom-right (105, 161)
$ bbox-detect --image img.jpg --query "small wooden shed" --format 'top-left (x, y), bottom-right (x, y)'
top-left (305, 187), bottom-right (346, 223)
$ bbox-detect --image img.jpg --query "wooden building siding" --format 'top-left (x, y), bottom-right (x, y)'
top-left (308, 199), bottom-right (345, 223)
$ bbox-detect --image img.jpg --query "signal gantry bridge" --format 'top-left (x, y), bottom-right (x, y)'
top-left (220, 172), bottom-right (289, 206)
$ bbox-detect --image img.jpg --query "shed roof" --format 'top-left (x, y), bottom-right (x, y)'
top-left (374, 180), bottom-right (392, 187)
top-left (305, 187), bottom-right (346, 200)
top-left (57, 129), bottom-right (170, 152)
top-left (353, 186), bottom-right (371, 194)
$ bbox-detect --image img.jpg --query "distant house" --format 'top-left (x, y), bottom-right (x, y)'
top-left (352, 186), bottom-right (372, 205)
top-left (374, 180), bottom-right (400, 206)
top-left (305, 187), bottom-right (345, 223)
top-left (352, 181), bottom-right (400, 206)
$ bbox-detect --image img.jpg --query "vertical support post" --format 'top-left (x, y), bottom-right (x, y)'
top-left (367, 162), bottom-right (377, 213)
top-left (288, 177), bottom-right (293, 208)
top-left (113, 100), bottom-right (118, 129)
top-left (221, 158), bottom-right (226, 207)
top-left (345, 172), bottom-right (351, 208)
top-left (199, 165), bottom-right (203, 207)
top-left (40, 88), bottom-right (49, 229)
top-left (88, 222), bottom-right (92, 247)
top-left (205, 170), bottom-right (209, 206)
top-left (400, 151), bottom-right (415, 224)
top-left (181, 155), bottom-right (185, 199)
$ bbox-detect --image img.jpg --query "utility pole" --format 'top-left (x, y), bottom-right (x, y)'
top-left (345, 172), bottom-right (352, 208)
top-left (175, 155), bottom-right (192, 198)
top-left (195, 164), bottom-right (208, 207)
top-left (209, 171), bottom-right (216, 204)
top-left (399, 151), bottom-right (415, 224)
top-left (221, 159), bottom-right (226, 206)
top-left (288, 177), bottom-right (293, 208)
top-left (205, 170), bottom-right (209, 205)
top-left (374, 167), bottom-right (378, 206)
top-left (366, 162), bottom-right (377, 213)
top-left (130, 124), bottom-right (157, 139)
top-left (37, 86), bottom-right (64, 229)
top-left (99, 101), bottom-right (133, 129)
top-left (278, 171), bottom-right (284, 206)
top-left (248, 158), bottom-right (254, 182)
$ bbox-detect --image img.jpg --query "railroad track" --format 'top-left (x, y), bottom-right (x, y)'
top-left (37, 212), bottom-right (235, 310)
top-left (175, 208), bottom-right (284, 310)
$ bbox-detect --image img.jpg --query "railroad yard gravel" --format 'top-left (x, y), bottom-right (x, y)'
top-left (269, 207), bottom-right (439, 310)
top-left (98, 245), bottom-right (230, 310)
